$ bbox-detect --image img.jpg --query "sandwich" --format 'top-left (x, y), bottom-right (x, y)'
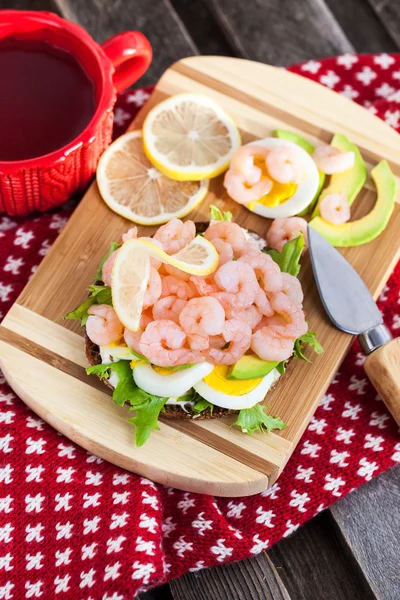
top-left (65, 206), bottom-right (322, 446)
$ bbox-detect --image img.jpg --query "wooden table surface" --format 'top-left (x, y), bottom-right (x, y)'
top-left (2, 0), bottom-right (399, 598)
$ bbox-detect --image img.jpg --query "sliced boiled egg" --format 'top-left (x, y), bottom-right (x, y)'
top-left (132, 362), bottom-right (214, 398)
top-left (193, 365), bottom-right (280, 410)
top-left (246, 138), bottom-right (319, 218)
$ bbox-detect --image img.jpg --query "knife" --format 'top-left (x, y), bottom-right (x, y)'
top-left (308, 226), bottom-right (400, 425)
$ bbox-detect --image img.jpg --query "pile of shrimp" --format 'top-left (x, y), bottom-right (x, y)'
top-left (86, 218), bottom-right (308, 367)
top-left (224, 144), bottom-right (306, 205)
top-left (224, 142), bottom-right (354, 226)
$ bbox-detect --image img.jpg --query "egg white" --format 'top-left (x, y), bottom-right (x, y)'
top-left (133, 362), bottom-right (214, 397)
top-left (246, 138), bottom-right (319, 218)
top-left (193, 369), bottom-right (280, 410)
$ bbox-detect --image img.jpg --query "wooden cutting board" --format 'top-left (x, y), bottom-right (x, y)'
top-left (0, 56), bottom-right (399, 497)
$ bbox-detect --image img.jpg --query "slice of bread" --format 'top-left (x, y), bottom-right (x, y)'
top-left (84, 221), bottom-right (267, 420)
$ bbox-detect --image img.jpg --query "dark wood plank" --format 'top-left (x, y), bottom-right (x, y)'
top-left (204, 0), bottom-right (354, 65)
top-left (139, 583), bottom-right (174, 600)
top-left (53, 0), bottom-right (198, 85)
top-left (367, 0), bottom-right (400, 49)
top-left (325, 0), bottom-right (398, 52)
top-left (170, 0), bottom-right (234, 56)
top-left (331, 465), bottom-right (400, 600)
top-left (268, 511), bottom-right (375, 600)
top-left (170, 551), bottom-right (291, 600)
top-left (0, 0), bottom-right (56, 8)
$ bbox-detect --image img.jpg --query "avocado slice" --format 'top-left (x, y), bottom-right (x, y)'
top-left (309, 160), bottom-right (396, 247)
top-left (228, 354), bottom-right (279, 380)
top-left (274, 130), bottom-right (325, 216)
top-left (311, 133), bottom-right (367, 218)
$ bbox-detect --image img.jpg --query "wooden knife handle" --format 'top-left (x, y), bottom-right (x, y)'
top-left (364, 338), bottom-right (400, 425)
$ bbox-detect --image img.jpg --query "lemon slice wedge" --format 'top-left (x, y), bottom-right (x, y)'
top-left (97, 131), bottom-right (209, 225)
top-left (111, 236), bottom-right (219, 330)
top-left (143, 93), bottom-right (241, 181)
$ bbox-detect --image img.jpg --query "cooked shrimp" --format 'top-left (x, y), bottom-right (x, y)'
top-left (213, 238), bottom-right (234, 266)
top-left (320, 193), bottom-right (350, 225)
top-left (161, 275), bottom-right (196, 300)
top-left (214, 261), bottom-right (258, 308)
top-left (143, 267), bottom-right (162, 309)
top-left (123, 309), bottom-right (153, 353)
top-left (179, 297), bottom-right (225, 351)
top-left (281, 272), bottom-right (304, 305)
top-left (86, 305), bottom-right (123, 346)
top-left (152, 296), bottom-right (187, 324)
top-left (123, 328), bottom-right (143, 354)
top-left (223, 169), bottom-right (273, 205)
top-left (225, 305), bottom-right (263, 330)
top-left (266, 217), bottom-right (308, 252)
top-left (268, 292), bottom-right (308, 339)
top-left (121, 227), bottom-right (138, 242)
top-left (139, 320), bottom-right (204, 366)
top-left (230, 144), bottom-right (270, 185)
top-left (164, 263), bottom-right (190, 281)
top-left (265, 145), bottom-right (305, 184)
top-left (239, 250), bottom-right (283, 293)
top-left (254, 287), bottom-right (274, 316)
top-left (206, 319), bottom-right (252, 365)
top-left (101, 250), bottom-right (118, 286)
top-left (211, 291), bottom-right (238, 311)
top-left (251, 326), bottom-right (295, 362)
top-left (208, 334), bottom-right (226, 349)
top-left (190, 275), bottom-right (219, 296)
top-left (141, 309), bottom-right (154, 329)
top-left (204, 221), bottom-right (248, 257)
top-left (253, 316), bottom-right (269, 332)
top-left (313, 145), bottom-right (355, 175)
top-left (179, 297), bottom-right (225, 337)
top-left (153, 218), bottom-right (196, 254)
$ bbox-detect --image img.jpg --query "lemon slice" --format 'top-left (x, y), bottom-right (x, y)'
top-left (97, 131), bottom-right (208, 225)
top-left (143, 93), bottom-right (241, 181)
top-left (111, 237), bottom-right (219, 330)
top-left (111, 241), bottom-right (151, 331)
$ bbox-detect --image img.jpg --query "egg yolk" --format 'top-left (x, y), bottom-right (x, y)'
top-left (203, 365), bottom-right (263, 396)
top-left (153, 366), bottom-right (181, 376)
top-left (109, 339), bottom-right (126, 348)
top-left (249, 156), bottom-right (297, 207)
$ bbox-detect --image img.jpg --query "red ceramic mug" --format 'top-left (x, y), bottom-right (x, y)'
top-left (0, 10), bottom-right (152, 215)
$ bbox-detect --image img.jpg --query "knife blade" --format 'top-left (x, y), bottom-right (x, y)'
top-left (308, 226), bottom-right (385, 335)
top-left (308, 226), bottom-right (400, 426)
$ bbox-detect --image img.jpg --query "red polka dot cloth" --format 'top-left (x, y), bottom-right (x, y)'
top-left (1, 54), bottom-right (399, 599)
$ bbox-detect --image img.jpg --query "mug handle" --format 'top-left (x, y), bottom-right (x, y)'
top-left (101, 31), bottom-right (152, 93)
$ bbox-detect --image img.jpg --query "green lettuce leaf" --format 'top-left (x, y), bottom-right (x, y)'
top-left (64, 284), bottom-right (112, 325)
top-left (266, 234), bottom-right (305, 277)
top-left (88, 284), bottom-right (112, 305)
top-left (87, 360), bottom-right (168, 446)
top-left (210, 204), bottom-right (233, 222)
top-left (234, 404), bottom-right (286, 435)
top-left (64, 297), bottom-right (97, 326)
top-left (86, 362), bottom-right (111, 379)
top-left (87, 360), bottom-right (139, 405)
top-left (275, 361), bottom-right (287, 375)
top-left (176, 393), bottom-right (195, 403)
top-left (193, 398), bottom-right (214, 415)
top-left (128, 396), bottom-right (168, 447)
top-left (95, 241), bottom-right (121, 281)
top-left (293, 331), bottom-right (324, 362)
